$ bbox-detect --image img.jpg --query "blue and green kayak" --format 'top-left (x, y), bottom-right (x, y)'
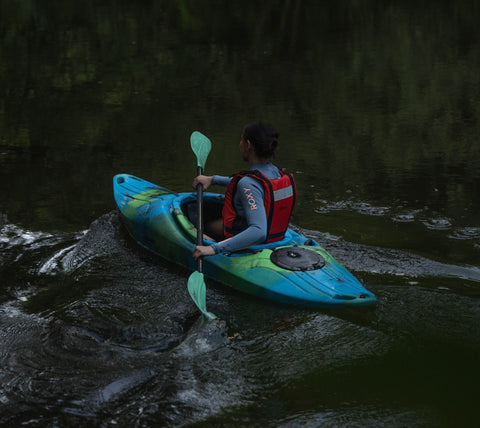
top-left (113, 174), bottom-right (377, 308)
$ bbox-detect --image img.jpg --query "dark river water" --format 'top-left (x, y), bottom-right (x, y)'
top-left (1, 1), bottom-right (479, 426)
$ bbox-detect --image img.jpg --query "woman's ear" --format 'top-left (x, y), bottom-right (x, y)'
top-left (245, 139), bottom-right (253, 151)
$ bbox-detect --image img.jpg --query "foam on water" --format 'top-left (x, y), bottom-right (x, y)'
top-left (0, 223), bottom-right (53, 247)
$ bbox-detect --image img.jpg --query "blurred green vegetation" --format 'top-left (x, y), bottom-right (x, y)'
top-left (0, 0), bottom-right (479, 232)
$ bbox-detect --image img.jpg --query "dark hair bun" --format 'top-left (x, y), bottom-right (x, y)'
top-left (243, 121), bottom-right (279, 159)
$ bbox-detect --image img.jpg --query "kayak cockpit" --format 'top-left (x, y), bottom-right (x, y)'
top-left (180, 196), bottom-right (224, 234)
top-left (171, 193), bottom-right (225, 243)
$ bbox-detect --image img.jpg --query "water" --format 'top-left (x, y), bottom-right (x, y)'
top-left (1, 215), bottom-right (478, 426)
top-left (1, 1), bottom-right (479, 426)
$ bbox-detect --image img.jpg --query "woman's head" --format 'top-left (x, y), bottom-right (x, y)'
top-left (241, 121), bottom-right (279, 160)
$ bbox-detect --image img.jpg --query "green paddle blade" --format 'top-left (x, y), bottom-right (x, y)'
top-left (187, 271), bottom-right (217, 320)
top-left (190, 131), bottom-right (212, 170)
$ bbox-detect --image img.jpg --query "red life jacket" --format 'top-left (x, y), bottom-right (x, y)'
top-left (222, 169), bottom-right (296, 243)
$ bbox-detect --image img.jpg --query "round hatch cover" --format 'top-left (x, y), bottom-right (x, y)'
top-left (270, 247), bottom-right (326, 271)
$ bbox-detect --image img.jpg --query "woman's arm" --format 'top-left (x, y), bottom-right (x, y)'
top-left (191, 177), bottom-right (265, 260)
top-left (212, 175), bottom-right (231, 187)
top-left (211, 177), bottom-right (267, 253)
top-left (192, 175), bottom-right (231, 190)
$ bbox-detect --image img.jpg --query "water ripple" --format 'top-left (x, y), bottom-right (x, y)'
top-left (0, 212), bottom-right (478, 426)
top-left (313, 199), bottom-right (480, 245)
top-left (296, 226), bottom-right (480, 286)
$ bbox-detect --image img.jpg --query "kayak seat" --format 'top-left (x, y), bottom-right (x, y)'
top-left (181, 198), bottom-right (224, 230)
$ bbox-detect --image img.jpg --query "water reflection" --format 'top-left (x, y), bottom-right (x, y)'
top-left (1, 1), bottom-right (480, 233)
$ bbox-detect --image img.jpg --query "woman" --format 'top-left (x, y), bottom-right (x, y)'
top-left (192, 121), bottom-right (296, 261)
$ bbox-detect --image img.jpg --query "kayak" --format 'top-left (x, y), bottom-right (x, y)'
top-left (113, 173), bottom-right (377, 308)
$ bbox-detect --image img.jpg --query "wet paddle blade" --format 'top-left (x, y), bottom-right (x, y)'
top-left (190, 131), bottom-right (212, 170)
top-left (187, 271), bottom-right (217, 320)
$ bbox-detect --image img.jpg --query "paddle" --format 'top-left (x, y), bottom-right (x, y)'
top-left (188, 131), bottom-right (216, 320)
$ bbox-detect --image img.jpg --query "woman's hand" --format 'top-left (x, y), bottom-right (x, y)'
top-left (193, 175), bottom-right (213, 191)
top-left (192, 245), bottom-right (215, 261)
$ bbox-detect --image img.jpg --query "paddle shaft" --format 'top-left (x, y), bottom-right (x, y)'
top-left (196, 166), bottom-right (204, 272)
